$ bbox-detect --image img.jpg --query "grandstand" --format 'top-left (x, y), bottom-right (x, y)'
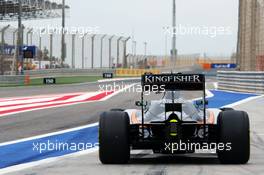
top-left (0, 0), bottom-right (69, 21)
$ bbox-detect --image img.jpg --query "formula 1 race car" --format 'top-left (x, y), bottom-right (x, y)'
top-left (99, 73), bottom-right (250, 164)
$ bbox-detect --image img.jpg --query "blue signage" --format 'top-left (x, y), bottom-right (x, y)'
top-left (23, 46), bottom-right (36, 58)
top-left (211, 63), bottom-right (237, 69)
top-left (3, 45), bottom-right (15, 55)
top-left (1, 45), bottom-right (37, 58)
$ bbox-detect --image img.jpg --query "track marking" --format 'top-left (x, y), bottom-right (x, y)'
top-left (191, 89), bottom-right (214, 101)
top-left (0, 122), bottom-right (99, 174)
top-left (0, 147), bottom-right (98, 175)
top-left (0, 92), bottom-right (98, 111)
top-left (0, 84), bottom-right (135, 146)
top-left (0, 123), bottom-right (98, 147)
top-left (97, 77), bottom-right (140, 83)
top-left (0, 83), bottom-right (136, 118)
top-left (223, 95), bottom-right (264, 108)
top-left (0, 92), bottom-right (83, 102)
top-left (0, 89), bottom-right (260, 173)
top-left (254, 133), bottom-right (264, 136)
top-left (0, 94), bottom-right (82, 108)
top-left (0, 92), bottom-right (112, 117)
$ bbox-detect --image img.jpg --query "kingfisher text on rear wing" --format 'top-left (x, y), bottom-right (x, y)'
top-left (142, 74), bottom-right (205, 91)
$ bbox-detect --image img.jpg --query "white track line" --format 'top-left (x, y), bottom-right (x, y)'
top-left (0, 123), bottom-right (98, 147)
top-left (0, 147), bottom-right (98, 175)
top-left (97, 77), bottom-right (140, 83)
top-left (213, 82), bottom-right (218, 89)
top-left (0, 84), bottom-right (136, 118)
top-left (0, 92), bottom-right (84, 102)
top-left (191, 89), bottom-right (214, 101)
top-left (0, 92), bottom-right (97, 112)
top-left (0, 94), bottom-right (105, 117)
top-left (223, 95), bottom-right (264, 108)
top-left (0, 123), bottom-right (99, 174)
top-left (215, 89), bottom-right (261, 95)
top-left (0, 97), bottom-right (59, 106)
top-left (0, 100), bottom-right (98, 118)
top-left (0, 84), bottom-right (136, 145)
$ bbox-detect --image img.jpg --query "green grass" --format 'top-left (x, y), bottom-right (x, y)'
top-left (30, 76), bottom-right (102, 85)
top-left (0, 75), bottom-right (140, 87)
top-left (0, 76), bottom-right (102, 87)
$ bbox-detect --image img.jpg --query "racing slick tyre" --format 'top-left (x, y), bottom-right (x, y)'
top-left (220, 107), bottom-right (234, 111)
top-left (110, 108), bottom-right (125, 111)
top-left (217, 110), bottom-right (250, 164)
top-left (99, 111), bottom-right (130, 164)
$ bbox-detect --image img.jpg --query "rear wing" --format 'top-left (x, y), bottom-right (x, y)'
top-left (139, 73), bottom-right (207, 136)
top-left (142, 73), bottom-right (205, 91)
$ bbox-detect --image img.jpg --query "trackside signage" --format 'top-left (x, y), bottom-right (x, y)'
top-left (142, 74), bottom-right (205, 91)
top-left (211, 63), bottom-right (237, 69)
top-left (103, 73), bottom-right (113, 79)
top-left (43, 77), bottom-right (56, 85)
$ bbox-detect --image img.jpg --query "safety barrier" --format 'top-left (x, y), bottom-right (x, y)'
top-left (0, 69), bottom-right (115, 85)
top-left (0, 75), bottom-right (25, 85)
top-left (24, 68), bottom-right (115, 78)
top-left (217, 71), bottom-right (264, 94)
top-left (115, 69), bottom-right (160, 76)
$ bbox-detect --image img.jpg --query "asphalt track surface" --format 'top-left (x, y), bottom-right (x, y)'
top-left (1, 80), bottom-right (264, 175)
top-left (0, 79), bottom-right (203, 143)
top-left (0, 80), bottom-right (141, 142)
top-left (6, 94), bottom-right (264, 175)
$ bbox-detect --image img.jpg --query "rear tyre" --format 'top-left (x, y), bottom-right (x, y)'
top-left (99, 111), bottom-right (130, 164)
top-left (220, 107), bottom-right (234, 111)
top-left (110, 108), bottom-right (125, 111)
top-left (217, 110), bottom-right (250, 164)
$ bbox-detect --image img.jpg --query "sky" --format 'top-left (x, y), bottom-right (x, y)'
top-left (65, 0), bottom-right (239, 56)
top-left (4, 0), bottom-right (239, 57)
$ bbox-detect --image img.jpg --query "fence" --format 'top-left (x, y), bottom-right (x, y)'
top-left (217, 71), bottom-right (264, 94)
top-left (0, 25), bottom-right (130, 75)
top-left (0, 25), bottom-right (236, 76)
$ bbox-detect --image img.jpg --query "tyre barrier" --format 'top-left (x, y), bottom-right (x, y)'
top-left (217, 71), bottom-right (264, 94)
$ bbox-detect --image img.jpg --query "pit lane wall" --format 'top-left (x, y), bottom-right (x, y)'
top-left (24, 68), bottom-right (115, 78)
top-left (0, 68), bottom-right (158, 85)
top-left (0, 75), bottom-right (25, 85)
top-left (217, 71), bottom-right (264, 94)
top-left (0, 69), bottom-right (115, 85)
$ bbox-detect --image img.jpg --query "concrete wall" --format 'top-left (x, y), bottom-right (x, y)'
top-left (217, 71), bottom-right (264, 94)
top-left (24, 69), bottom-right (115, 78)
top-left (0, 75), bottom-right (25, 85)
top-left (0, 69), bottom-right (115, 85)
